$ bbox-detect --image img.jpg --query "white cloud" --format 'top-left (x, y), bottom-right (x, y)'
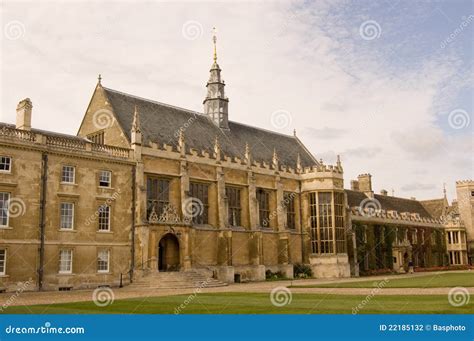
top-left (0, 0), bottom-right (471, 201)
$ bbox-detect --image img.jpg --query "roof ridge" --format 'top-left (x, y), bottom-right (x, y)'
top-left (228, 120), bottom-right (296, 139)
top-left (103, 86), bottom-right (298, 139)
top-left (103, 87), bottom-right (204, 117)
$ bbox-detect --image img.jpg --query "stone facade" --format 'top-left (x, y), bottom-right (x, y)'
top-left (0, 44), bottom-right (471, 292)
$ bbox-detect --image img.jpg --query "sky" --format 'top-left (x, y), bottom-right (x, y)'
top-left (0, 0), bottom-right (472, 201)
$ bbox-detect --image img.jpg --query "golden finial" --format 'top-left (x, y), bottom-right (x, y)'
top-left (212, 27), bottom-right (217, 62)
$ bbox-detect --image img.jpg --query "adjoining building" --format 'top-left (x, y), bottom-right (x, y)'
top-left (0, 37), bottom-right (471, 291)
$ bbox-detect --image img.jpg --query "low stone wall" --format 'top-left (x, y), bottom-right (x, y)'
top-left (309, 254), bottom-right (351, 278)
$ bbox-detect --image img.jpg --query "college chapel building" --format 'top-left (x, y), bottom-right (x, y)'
top-left (0, 39), bottom-right (472, 291)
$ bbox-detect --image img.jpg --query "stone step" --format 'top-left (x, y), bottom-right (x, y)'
top-left (129, 270), bottom-right (228, 289)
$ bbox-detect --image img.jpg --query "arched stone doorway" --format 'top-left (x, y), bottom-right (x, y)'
top-left (158, 233), bottom-right (180, 272)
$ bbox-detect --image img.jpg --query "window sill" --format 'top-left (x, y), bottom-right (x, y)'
top-left (0, 226), bottom-right (13, 230)
top-left (57, 272), bottom-right (74, 276)
top-left (98, 186), bottom-right (113, 190)
top-left (0, 170), bottom-right (12, 174)
top-left (0, 274), bottom-right (10, 278)
top-left (59, 229), bottom-right (76, 232)
top-left (97, 230), bottom-right (113, 234)
top-left (229, 226), bottom-right (246, 231)
top-left (60, 182), bottom-right (77, 186)
top-left (97, 271), bottom-right (111, 274)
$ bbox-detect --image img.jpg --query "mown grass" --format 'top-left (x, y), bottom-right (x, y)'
top-left (290, 272), bottom-right (474, 289)
top-left (2, 292), bottom-right (472, 314)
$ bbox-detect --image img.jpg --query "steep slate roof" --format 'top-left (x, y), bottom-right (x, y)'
top-left (419, 198), bottom-right (447, 219)
top-left (103, 87), bottom-right (316, 168)
top-left (345, 189), bottom-right (434, 219)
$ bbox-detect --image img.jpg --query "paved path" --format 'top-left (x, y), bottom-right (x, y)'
top-left (1, 271), bottom-right (472, 307)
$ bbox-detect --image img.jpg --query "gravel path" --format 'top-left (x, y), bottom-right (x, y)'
top-left (1, 271), bottom-right (472, 307)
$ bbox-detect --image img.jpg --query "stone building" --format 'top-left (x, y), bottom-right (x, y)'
top-left (420, 182), bottom-right (473, 266)
top-left (0, 37), bottom-right (470, 291)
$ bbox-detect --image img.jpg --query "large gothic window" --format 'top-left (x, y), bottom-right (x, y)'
top-left (309, 191), bottom-right (346, 254)
top-left (147, 177), bottom-right (170, 219)
top-left (189, 182), bottom-right (209, 225)
top-left (257, 188), bottom-right (270, 228)
top-left (284, 192), bottom-right (296, 230)
top-left (334, 192), bottom-right (346, 253)
top-left (226, 186), bottom-right (241, 227)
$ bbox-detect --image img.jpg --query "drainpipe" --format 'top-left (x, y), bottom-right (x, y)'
top-left (299, 181), bottom-right (305, 264)
top-left (38, 153), bottom-right (48, 291)
top-left (130, 165), bottom-right (136, 283)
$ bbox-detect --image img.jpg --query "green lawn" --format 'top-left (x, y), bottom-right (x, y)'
top-left (2, 292), bottom-right (473, 314)
top-left (291, 272), bottom-right (474, 289)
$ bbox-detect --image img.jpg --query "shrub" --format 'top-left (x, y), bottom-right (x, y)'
top-left (265, 270), bottom-right (285, 280)
top-left (293, 263), bottom-right (312, 279)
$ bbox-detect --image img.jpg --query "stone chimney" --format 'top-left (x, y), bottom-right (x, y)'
top-left (16, 98), bottom-right (32, 131)
top-left (358, 173), bottom-right (373, 197)
top-left (350, 180), bottom-right (359, 191)
top-left (380, 189), bottom-right (388, 196)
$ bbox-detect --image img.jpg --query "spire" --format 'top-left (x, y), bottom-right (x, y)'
top-left (212, 27), bottom-right (217, 63)
top-left (178, 129), bottom-right (185, 157)
top-left (203, 28), bottom-right (229, 130)
top-left (244, 142), bottom-right (251, 165)
top-left (272, 148), bottom-right (279, 170)
top-left (213, 136), bottom-right (221, 162)
top-left (131, 105), bottom-right (142, 147)
top-left (336, 154), bottom-right (342, 169)
top-left (97, 74), bottom-right (102, 86)
top-left (296, 153), bottom-right (302, 173)
top-left (443, 182), bottom-right (447, 199)
top-left (132, 105), bottom-right (141, 133)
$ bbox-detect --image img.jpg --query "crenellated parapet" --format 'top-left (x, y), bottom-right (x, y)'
top-left (350, 205), bottom-right (444, 227)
